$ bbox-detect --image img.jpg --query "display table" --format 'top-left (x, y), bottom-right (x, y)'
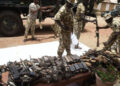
top-left (35, 71), bottom-right (91, 86)
top-left (1, 71), bottom-right (91, 86)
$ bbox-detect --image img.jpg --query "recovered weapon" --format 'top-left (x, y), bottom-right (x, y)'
top-left (29, 57), bottom-right (42, 78)
top-left (40, 56), bottom-right (53, 83)
top-left (95, 16), bottom-right (99, 47)
top-left (48, 56), bottom-right (63, 82)
top-left (20, 59), bottom-right (32, 84)
top-left (7, 62), bottom-right (21, 86)
top-left (62, 56), bottom-right (72, 78)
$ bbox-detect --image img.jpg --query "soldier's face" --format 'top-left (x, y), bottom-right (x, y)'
top-left (34, 0), bottom-right (39, 4)
top-left (66, 2), bottom-right (73, 9)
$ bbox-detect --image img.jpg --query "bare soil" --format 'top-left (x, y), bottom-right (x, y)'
top-left (0, 17), bottom-right (112, 49)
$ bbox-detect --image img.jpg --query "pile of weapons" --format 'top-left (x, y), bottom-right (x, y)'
top-left (1, 50), bottom-right (119, 86)
top-left (80, 50), bottom-right (120, 70)
top-left (0, 55), bottom-right (89, 86)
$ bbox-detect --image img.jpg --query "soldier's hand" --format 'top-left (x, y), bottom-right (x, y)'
top-left (62, 25), bottom-right (68, 30)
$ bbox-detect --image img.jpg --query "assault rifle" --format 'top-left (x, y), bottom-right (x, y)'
top-left (62, 56), bottom-right (72, 79)
top-left (7, 62), bottom-right (20, 81)
top-left (29, 57), bottom-right (42, 77)
top-left (41, 56), bottom-right (52, 83)
top-left (20, 59), bottom-right (33, 85)
top-left (7, 62), bottom-right (20, 86)
top-left (49, 56), bottom-right (63, 82)
top-left (95, 16), bottom-right (99, 47)
top-left (70, 55), bottom-right (89, 73)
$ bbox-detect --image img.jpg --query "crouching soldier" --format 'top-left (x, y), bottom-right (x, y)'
top-left (101, 8), bottom-right (120, 53)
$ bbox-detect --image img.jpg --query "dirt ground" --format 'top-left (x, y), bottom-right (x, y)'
top-left (0, 16), bottom-right (112, 49)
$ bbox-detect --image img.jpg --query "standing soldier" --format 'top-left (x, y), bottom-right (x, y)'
top-left (54, 0), bottom-right (75, 58)
top-left (102, 8), bottom-right (120, 53)
top-left (73, 0), bottom-right (85, 49)
top-left (24, 0), bottom-right (51, 42)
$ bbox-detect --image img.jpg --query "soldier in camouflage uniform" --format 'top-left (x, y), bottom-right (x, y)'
top-left (54, 0), bottom-right (75, 58)
top-left (24, 0), bottom-right (51, 42)
top-left (73, 0), bottom-right (85, 48)
top-left (102, 12), bottom-right (120, 52)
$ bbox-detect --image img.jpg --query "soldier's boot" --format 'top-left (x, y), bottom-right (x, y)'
top-left (58, 52), bottom-right (63, 60)
top-left (67, 50), bottom-right (72, 57)
top-left (31, 37), bottom-right (37, 40)
top-left (24, 36), bottom-right (28, 42)
top-left (24, 32), bottom-right (28, 42)
top-left (74, 43), bottom-right (82, 49)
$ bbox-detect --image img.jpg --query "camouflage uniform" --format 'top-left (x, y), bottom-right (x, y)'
top-left (54, 2), bottom-right (74, 57)
top-left (73, 2), bottom-right (85, 42)
top-left (51, 22), bottom-right (61, 38)
top-left (24, 2), bottom-right (40, 40)
top-left (103, 16), bottom-right (120, 52)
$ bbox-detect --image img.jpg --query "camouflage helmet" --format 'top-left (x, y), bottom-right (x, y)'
top-left (66, 0), bottom-right (75, 4)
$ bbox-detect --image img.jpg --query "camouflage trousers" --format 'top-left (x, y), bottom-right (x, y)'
top-left (103, 32), bottom-right (120, 52)
top-left (73, 19), bottom-right (83, 41)
top-left (24, 18), bottom-right (36, 39)
top-left (58, 30), bottom-right (71, 57)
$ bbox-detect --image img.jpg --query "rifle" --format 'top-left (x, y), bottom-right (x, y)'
top-left (20, 59), bottom-right (32, 84)
top-left (62, 56), bottom-right (72, 79)
top-left (41, 56), bottom-right (52, 83)
top-left (49, 56), bottom-right (63, 82)
top-left (29, 57), bottom-right (41, 77)
top-left (7, 62), bottom-right (20, 86)
top-left (7, 62), bottom-right (20, 81)
top-left (95, 16), bottom-right (99, 47)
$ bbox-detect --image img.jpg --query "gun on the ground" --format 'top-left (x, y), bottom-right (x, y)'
top-left (62, 56), bottom-right (72, 79)
top-left (29, 57), bottom-right (42, 78)
top-left (20, 59), bottom-right (33, 85)
top-left (40, 56), bottom-right (53, 83)
top-left (49, 56), bottom-right (63, 82)
top-left (7, 62), bottom-right (21, 86)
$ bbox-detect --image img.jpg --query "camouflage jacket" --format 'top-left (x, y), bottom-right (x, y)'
top-left (54, 4), bottom-right (74, 31)
top-left (75, 3), bottom-right (85, 21)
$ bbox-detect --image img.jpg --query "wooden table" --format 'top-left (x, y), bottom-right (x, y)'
top-left (1, 71), bottom-right (91, 86)
top-left (35, 71), bottom-right (91, 86)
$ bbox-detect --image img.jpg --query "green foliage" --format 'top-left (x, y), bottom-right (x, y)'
top-left (96, 64), bottom-right (118, 82)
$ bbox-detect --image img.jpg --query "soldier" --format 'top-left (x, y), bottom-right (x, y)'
top-left (54, 0), bottom-right (75, 58)
top-left (73, 0), bottom-right (85, 49)
top-left (102, 11), bottom-right (120, 52)
top-left (24, 0), bottom-right (51, 42)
